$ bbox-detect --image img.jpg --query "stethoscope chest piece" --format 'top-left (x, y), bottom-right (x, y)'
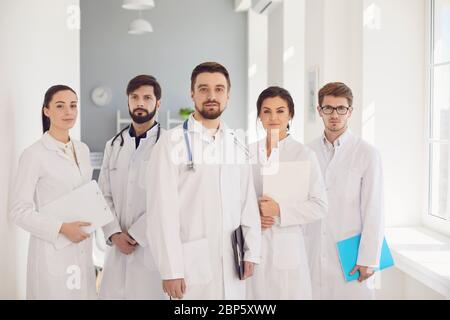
top-left (187, 160), bottom-right (195, 172)
top-left (183, 120), bottom-right (197, 173)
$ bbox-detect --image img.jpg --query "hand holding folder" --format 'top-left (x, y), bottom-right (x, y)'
top-left (40, 180), bottom-right (114, 250)
top-left (336, 234), bottom-right (394, 282)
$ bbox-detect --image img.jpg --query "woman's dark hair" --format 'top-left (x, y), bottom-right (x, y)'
top-left (42, 85), bottom-right (77, 133)
top-left (256, 86), bottom-right (295, 129)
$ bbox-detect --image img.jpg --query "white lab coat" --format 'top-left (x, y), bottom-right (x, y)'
top-left (246, 136), bottom-right (327, 300)
top-left (146, 114), bottom-right (261, 300)
top-left (306, 130), bottom-right (385, 300)
top-left (9, 132), bottom-right (97, 300)
top-left (98, 124), bottom-right (166, 300)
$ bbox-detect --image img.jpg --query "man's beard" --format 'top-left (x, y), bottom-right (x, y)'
top-left (129, 106), bottom-right (157, 124)
top-left (327, 122), bottom-right (346, 132)
top-left (195, 101), bottom-right (224, 120)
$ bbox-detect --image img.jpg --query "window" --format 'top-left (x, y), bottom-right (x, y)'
top-left (428, 0), bottom-right (450, 220)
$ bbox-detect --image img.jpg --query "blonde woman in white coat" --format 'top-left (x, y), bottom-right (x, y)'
top-left (246, 86), bottom-right (328, 300)
top-left (9, 85), bottom-right (97, 300)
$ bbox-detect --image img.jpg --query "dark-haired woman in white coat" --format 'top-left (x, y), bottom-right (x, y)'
top-left (246, 87), bottom-right (328, 300)
top-left (9, 85), bottom-right (97, 299)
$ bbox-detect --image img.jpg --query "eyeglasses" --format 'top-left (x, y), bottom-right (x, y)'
top-left (321, 105), bottom-right (351, 115)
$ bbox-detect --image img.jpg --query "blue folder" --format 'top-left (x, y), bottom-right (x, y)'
top-left (336, 234), bottom-right (394, 282)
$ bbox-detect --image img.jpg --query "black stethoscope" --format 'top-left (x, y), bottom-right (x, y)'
top-left (182, 119), bottom-right (249, 172)
top-left (110, 122), bottom-right (161, 170)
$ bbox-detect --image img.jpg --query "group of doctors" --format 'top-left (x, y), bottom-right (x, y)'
top-left (9, 61), bottom-right (384, 300)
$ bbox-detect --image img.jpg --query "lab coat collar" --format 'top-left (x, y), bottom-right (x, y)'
top-left (256, 134), bottom-right (291, 164)
top-left (278, 134), bottom-right (292, 150)
top-left (129, 124), bottom-right (147, 139)
top-left (258, 134), bottom-right (292, 153)
top-left (147, 122), bottom-right (161, 137)
top-left (42, 131), bottom-right (81, 152)
top-left (128, 121), bottom-right (160, 140)
top-left (187, 113), bottom-right (229, 141)
top-left (41, 131), bottom-right (84, 161)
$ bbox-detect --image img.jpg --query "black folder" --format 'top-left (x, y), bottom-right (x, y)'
top-left (232, 226), bottom-right (245, 280)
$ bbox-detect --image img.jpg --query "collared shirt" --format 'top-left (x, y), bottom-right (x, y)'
top-left (189, 114), bottom-right (223, 142)
top-left (47, 134), bottom-right (81, 171)
top-left (186, 114), bottom-right (227, 165)
top-left (321, 129), bottom-right (352, 165)
top-left (129, 122), bottom-right (159, 149)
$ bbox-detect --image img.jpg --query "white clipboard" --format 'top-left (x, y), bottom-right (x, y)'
top-left (262, 161), bottom-right (311, 203)
top-left (40, 180), bottom-right (114, 250)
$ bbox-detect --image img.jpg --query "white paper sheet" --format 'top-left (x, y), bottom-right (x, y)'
top-left (262, 161), bottom-right (311, 203)
top-left (40, 180), bottom-right (114, 250)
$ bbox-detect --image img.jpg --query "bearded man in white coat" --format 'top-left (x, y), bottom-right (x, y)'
top-left (146, 62), bottom-right (261, 300)
top-left (98, 75), bottom-right (166, 299)
top-left (306, 82), bottom-right (385, 300)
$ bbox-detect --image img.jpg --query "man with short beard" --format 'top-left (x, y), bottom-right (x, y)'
top-left (146, 62), bottom-right (261, 300)
top-left (98, 75), bottom-right (166, 299)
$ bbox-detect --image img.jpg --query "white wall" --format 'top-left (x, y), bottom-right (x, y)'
top-left (304, 0), bottom-right (325, 143)
top-left (304, 0), bottom-right (363, 143)
top-left (282, 0), bottom-right (306, 143)
top-left (376, 265), bottom-right (445, 300)
top-left (268, 4), bottom-right (284, 87)
top-left (247, 9), bottom-right (268, 143)
top-left (304, 0), bottom-right (426, 227)
top-left (266, 0), bottom-right (306, 142)
top-left (324, 0), bottom-right (364, 137)
top-left (362, 0), bottom-right (425, 227)
top-left (0, 0), bottom-right (80, 299)
top-left (302, 0), bottom-right (429, 299)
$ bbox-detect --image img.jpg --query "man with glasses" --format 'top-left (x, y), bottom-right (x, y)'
top-left (306, 82), bottom-right (385, 300)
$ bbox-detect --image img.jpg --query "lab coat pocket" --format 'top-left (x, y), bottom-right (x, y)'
top-left (272, 232), bottom-right (301, 270)
top-left (108, 168), bottom-right (119, 188)
top-left (143, 247), bottom-right (158, 271)
top-left (135, 246), bottom-right (158, 271)
top-left (182, 238), bottom-right (212, 286)
top-left (138, 160), bottom-right (150, 189)
top-left (345, 170), bottom-right (362, 202)
top-left (45, 242), bottom-right (74, 277)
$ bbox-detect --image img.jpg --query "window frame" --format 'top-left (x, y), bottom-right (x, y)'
top-left (425, 0), bottom-right (450, 234)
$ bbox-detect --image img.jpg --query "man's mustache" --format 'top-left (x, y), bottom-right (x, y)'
top-left (203, 100), bottom-right (219, 106)
top-left (133, 108), bottom-right (148, 114)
